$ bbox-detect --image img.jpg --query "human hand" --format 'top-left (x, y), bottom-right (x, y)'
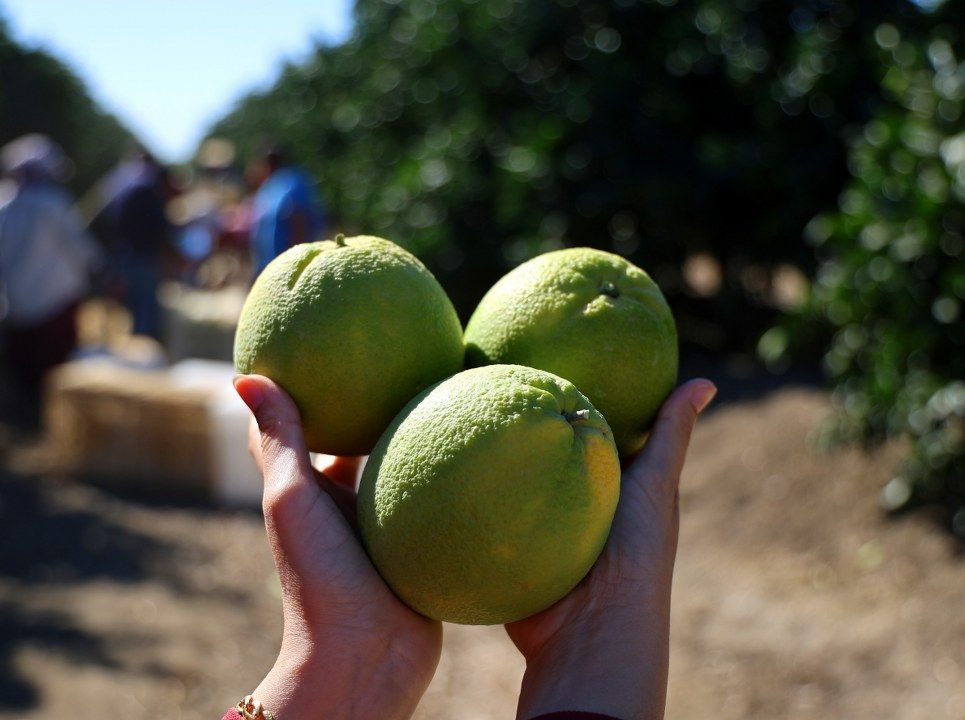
top-left (506, 378), bottom-right (716, 720)
top-left (233, 375), bottom-right (442, 720)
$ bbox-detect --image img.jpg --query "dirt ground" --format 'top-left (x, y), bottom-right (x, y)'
top-left (1, 387), bottom-right (962, 719)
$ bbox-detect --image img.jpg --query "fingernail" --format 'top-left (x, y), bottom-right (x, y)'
top-left (233, 375), bottom-right (266, 413)
top-left (690, 381), bottom-right (717, 414)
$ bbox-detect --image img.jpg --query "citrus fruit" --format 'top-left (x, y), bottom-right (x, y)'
top-left (358, 364), bottom-right (620, 625)
top-left (464, 247), bottom-right (677, 456)
top-left (233, 235), bottom-right (463, 455)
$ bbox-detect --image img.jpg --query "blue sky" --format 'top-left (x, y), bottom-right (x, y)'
top-left (2, 0), bottom-right (355, 161)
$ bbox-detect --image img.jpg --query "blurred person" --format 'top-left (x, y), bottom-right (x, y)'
top-left (249, 143), bottom-right (323, 277)
top-left (224, 374), bottom-right (717, 720)
top-left (170, 140), bottom-right (246, 285)
top-left (0, 135), bottom-right (100, 412)
top-left (218, 199), bottom-right (254, 255)
top-left (216, 154), bottom-right (266, 258)
top-left (103, 150), bottom-right (173, 338)
top-left (169, 185), bottom-right (221, 285)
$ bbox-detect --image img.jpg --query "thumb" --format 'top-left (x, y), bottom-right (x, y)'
top-left (233, 375), bottom-right (365, 607)
top-left (233, 374), bottom-right (314, 497)
top-left (627, 378), bottom-right (716, 491)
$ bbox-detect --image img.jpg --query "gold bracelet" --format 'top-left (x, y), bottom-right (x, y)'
top-left (237, 694), bottom-right (276, 720)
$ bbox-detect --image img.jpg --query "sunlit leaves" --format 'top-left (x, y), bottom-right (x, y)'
top-left (798, 26), bottom-right (964, 522)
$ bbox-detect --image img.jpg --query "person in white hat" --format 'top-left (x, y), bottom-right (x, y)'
top-left (0, 134), bottom-right (101, 419)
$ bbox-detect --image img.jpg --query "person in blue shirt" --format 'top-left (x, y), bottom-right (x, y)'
top-left (250, 144), bottom-right (323, 277)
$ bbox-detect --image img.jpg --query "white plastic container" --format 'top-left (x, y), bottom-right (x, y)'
top-left (169, 359), bottom-right (263, 507)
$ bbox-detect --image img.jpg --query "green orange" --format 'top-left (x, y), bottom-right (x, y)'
top-left (233, 235), bottom-right (463, 455)
top-left (464, 248), bottom-right (678, 456)
top-left (358, 364), bottom-right (620, 625)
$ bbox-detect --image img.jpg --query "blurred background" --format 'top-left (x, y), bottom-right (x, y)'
top-left (0, 0), bottom-right (962, 718)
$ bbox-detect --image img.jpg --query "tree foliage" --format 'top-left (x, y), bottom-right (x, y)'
top-left (208, 0), bottom-right (962, 523)
top-left (0, 17), bottom-right (134, 194)
top-left (763, 20), bottom-right (964, 525)
top-left (210, 1), bottom-right (948, 337)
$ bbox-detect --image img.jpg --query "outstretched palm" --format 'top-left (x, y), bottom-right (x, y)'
top-left (236, 375), bottom-right (442, 720)
top-left (506, 379), bottom-right (714, 719)
top-left (236, 373), bottom-right (713, 720)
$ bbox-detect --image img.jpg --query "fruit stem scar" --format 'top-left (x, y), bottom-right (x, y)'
top-left (600, 281), bottom-right (619, 298)
top-left (563, 409), bottom-right (592, 424)
top-left (335, 233), bottom-right (346, 246)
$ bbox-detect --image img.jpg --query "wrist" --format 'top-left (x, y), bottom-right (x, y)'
top-left (252, 630), bottom-right (434, 720)
top-left (252, 648), bottom-right (328, 720)
top-left (516, 610), bottom-right (670, 720)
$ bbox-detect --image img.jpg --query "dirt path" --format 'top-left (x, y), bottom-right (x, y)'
top-left (1, 388), bottom-right (961, 719)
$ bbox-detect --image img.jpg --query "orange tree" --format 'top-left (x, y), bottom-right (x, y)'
top-left (0, 17), bottom-right (134, 193)
top-left (209, 0), bottom-right (961, 527)
top-left (208, 0), bottom-right (949, 348)
top-left (764, 21), bottom-right (963, 529)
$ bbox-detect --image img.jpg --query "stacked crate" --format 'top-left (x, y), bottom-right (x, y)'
top-left (44, 359), bottom-right (262, 505)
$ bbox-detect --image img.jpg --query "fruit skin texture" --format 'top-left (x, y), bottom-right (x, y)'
top-left (358, 364), bottom-right (621, 625)
top-left (234, 235), bottom-right (464, 455)
top-left (464, 247), bottom-right (677, 457)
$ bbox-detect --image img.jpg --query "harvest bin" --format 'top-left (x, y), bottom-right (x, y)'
top-left (44, 359), bottom-right (262, 505)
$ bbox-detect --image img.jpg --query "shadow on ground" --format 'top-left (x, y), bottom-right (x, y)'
top-left (0, 467), bottom-right (253, 710)
top-left (0, 601), bottom-right (120, 707)
top-left (0, 469), bottom-right (178, 709)
top-left (0, 472), bottom-right (176, 584)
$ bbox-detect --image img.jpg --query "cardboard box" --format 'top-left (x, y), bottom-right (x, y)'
top-left (44, 359), bottom-right (262, 505)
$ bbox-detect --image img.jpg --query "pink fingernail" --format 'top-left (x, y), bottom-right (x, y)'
top-left (691, 382), bottom-right (717, 414)
top-left (233, 375), bottom-right (265, 412)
